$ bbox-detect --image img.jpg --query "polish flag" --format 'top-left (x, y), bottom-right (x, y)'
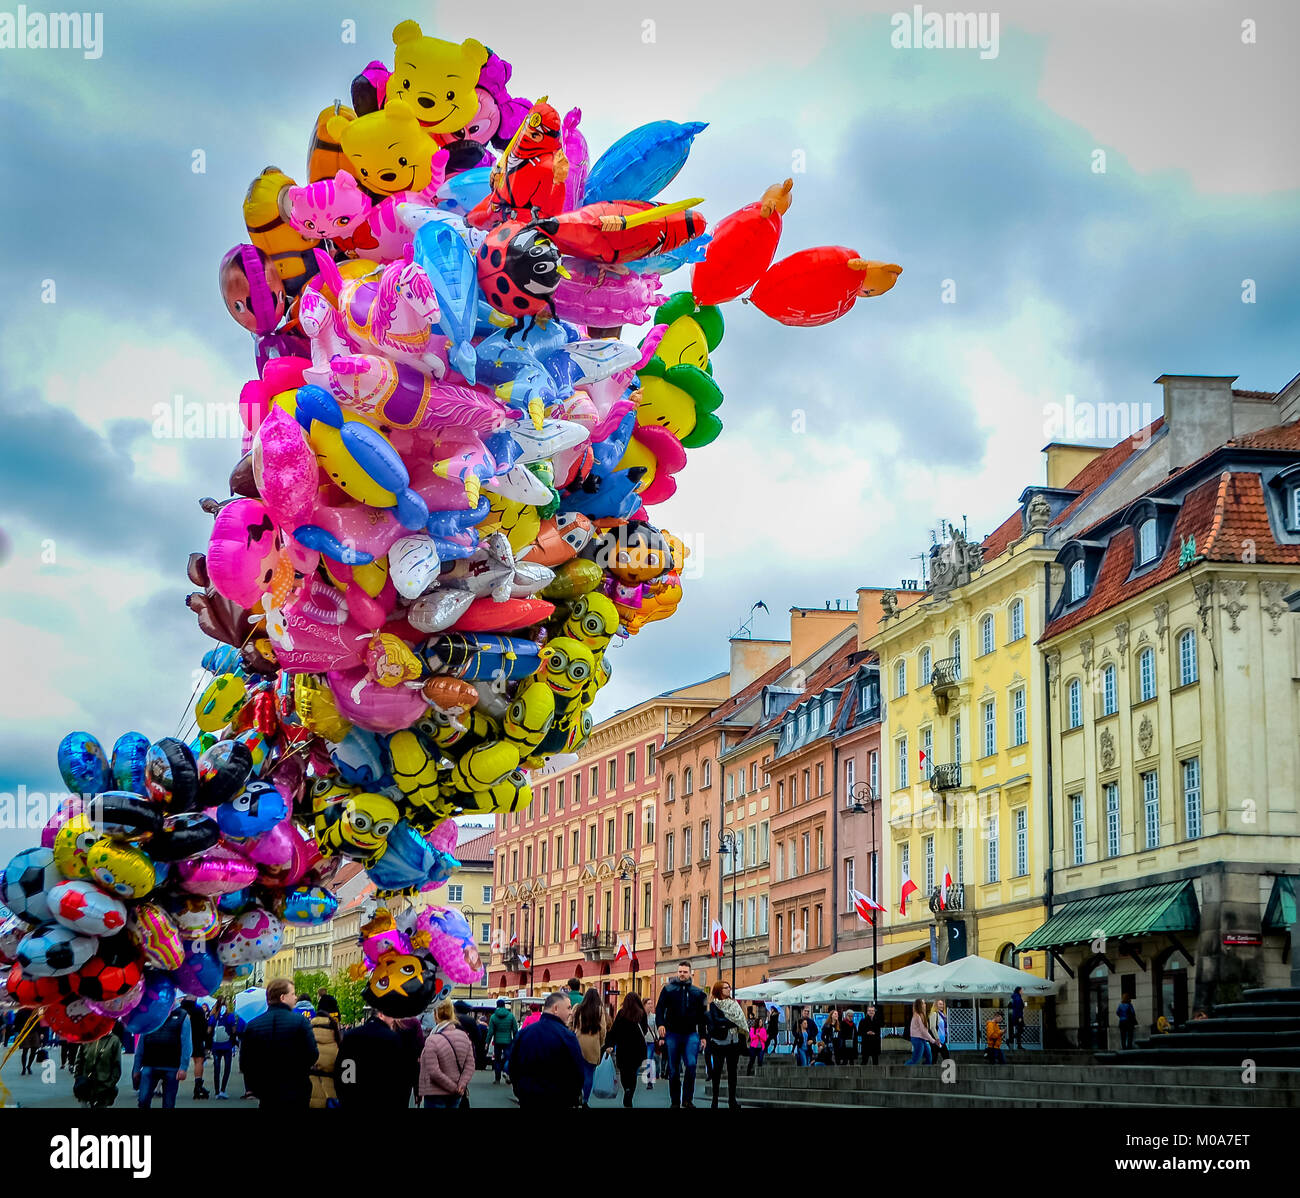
top-left (941, 866), bottom-right (953, 910)
top-left (614, 936), bottom-right (631, 963)
top-left (850, 888), bottom-right (884, 925)
top-left (918, 748), bottom-right (928, 774)
top-left (509, 932), bottom-right (519, 946)
top-left (570, 920), bottom-right (580, 940)
top-left (710, 920), bottom-right (728, 957)
top-left (900, 878), bottom-right (919, 916)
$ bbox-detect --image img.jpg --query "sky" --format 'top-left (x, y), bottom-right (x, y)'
top-left (1, 0), bottom-right (1298, 861)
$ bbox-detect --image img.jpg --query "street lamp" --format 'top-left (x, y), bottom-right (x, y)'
top-left (847, 781), bottom-right (879, 1007)
top-left (460, 905), bottom-right (477, 1000)
top-left (717, 829), bottom-right (737, 993)
top-left (617, 854), bottom-right (637, 997)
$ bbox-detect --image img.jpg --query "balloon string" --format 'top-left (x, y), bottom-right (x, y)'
top-left (0, 1008), bottom-right (46, 1107)
top-left (175, 619), bottom-right (262, 741)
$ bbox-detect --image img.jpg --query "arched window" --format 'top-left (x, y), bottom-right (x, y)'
top-left (980, 614), bottom-right (995, 656)
top-left (1069, 560), bottom-right (1086, 602)
top-left (949, 631), bottom-right (962, 679)
top-left (1102, 664), bottom-right (1117, 715)
top-left (666, 775), bottom-right (675, 802)
top-left (1138, 648), bottom-right (1156, 702)
top-left (1009, 599), bottom-right (1025, 642)
top-left (683, 767), bottom-right (693, 796)
top-left (1067, 678), bottom-right (1083, 728)
top-left (1137, 518), bottom-right (1157, 564)
top-left (920, 646), bottom-right (932, 686)
top-left (1178, 630), bottom-right (1198, 686)
top-left (895, 660), bottom-right (907, 697)
top-left (701, 759), bottom-right (712, 787)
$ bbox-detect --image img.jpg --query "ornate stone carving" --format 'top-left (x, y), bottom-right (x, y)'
top-left (929, 523), bottom-right (984, 599)
top-left (880, 590), bottom-right (899, 621)
top-left (1137, 715), bottom-right (1153, 757)
top-left (1099, 728), bottom-right (1116, 770)
top-left (1218, 579), bottom-right (1248, 632)
top-left (1194, 581), bottom-right (1215, 638)
top-left (1027, 493), bottom-right (1052, 530)
top-left (1259, 580), bottom-right (1289, 635)
top-left (1080, 638), bottom-right (1094, 675)
top-left (1045, 650), bottom-right (1061, 697)
top-left (1152, 601), bottom-right (1169, 646)
top-left (1114, 621), bottom-right (1130, 659)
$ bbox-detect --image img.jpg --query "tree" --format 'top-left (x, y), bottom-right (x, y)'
top-left (294, 970), bottom-right (330, 1006)
top-left (327, 970), bottom-right (369, 1026)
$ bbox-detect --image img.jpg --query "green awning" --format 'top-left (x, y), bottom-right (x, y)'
top-left (1263, 876), bottom-right (1298, 930)
top-left (1017, 880), bottom-right (1198, 952)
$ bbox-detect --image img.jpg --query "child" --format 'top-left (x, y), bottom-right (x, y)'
top-left (985, 1014), bottom-right (1006, 1064)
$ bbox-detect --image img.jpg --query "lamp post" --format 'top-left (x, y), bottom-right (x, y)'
top-left (718, 829), bottom-right (737, 992)
top-left (617, 854), bottom-right (638, 998)
top-left (848, 781), bottom-right (879, 1007)
top-left (460, 905), bottom-right (477, 1000)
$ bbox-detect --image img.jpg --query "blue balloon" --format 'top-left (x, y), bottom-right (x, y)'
top-left (124, 972), bottom-right (176, 1036)
top-left (57, 732), bottom-right (111, 796)
top-left (365, 821), bottom-right (435, 893)
top-left (435, 166), bottom-right (491, 217)
top-left (282, 885), bottom-right (340, 925)
top-left (218, 888), bottom-right (252, 915)
top-left (201, 646), bottom-right (244, 676)
top-left (110, 732), bottom-right (150, 794)
top-left (330, 729), bottom-right (389, 788)
top-left (216, 780), bottom-right (288, 839)
top-left (583, 120), bottom-right (707, 204)
top-left (622, 233), bottom-right (713, 276)
top-left (176, 948), bottom-right (223, 997)
top-left (412, 218), bottom-right (479, 382)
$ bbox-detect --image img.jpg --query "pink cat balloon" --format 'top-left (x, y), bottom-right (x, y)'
top-left (553, 261), bottom-right (666, 327)
top-left (327, 666), bottom-right (429, 734)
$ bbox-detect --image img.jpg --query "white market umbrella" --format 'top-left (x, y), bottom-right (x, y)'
top-left (841, 959), bottom-right (942, 1001)
top-left (912, 955), bottom-right (1061, 999)
top-left (798, 972), bottom-right (875, 1003)
top-left (233, 987), bottom-right (267, 1026)
top-left (734, 980), bottom-right (795, 1001)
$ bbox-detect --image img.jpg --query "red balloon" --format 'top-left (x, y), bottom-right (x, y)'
top-left (691, 180), bottom-right (792, 305)
top-left (41, 1000), bottom-right (114, 1043)
top-left (749, 246), bottom-right (901, 327)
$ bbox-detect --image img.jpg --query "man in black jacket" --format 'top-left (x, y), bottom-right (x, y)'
top-left (337, 1010), bottom-right (417, 1111)
top-left (857, 1003), bottom-right (883, 1066)
top-left (654, 961), bottom-right (708, 1109)
top-left (239, 979), bottom-right (318, 1110)
top-left (509, 991), bottom-right (584, 1109)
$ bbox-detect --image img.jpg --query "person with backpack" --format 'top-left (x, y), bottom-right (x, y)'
top-left (133, 1006), bottom-right (192, 1108)
top-left (572, 988), bottom-right (611, 1107)
top-left (208, 999), bottom-right (239, 1099)
top-left (486, 998), bottom-right (518, 1083)
top-left (74, 1024), bottom-right (122, 1108)
top-left (704, 980), bottom-right (748, 1108)
top-left (1117, 994), bottom-right (1138, 1050)
top-left (1009, 985), bottom-right (1026, 1049)
top-left (309, 993), bottom-right (343, 1109)
top-left (418, 999), bottom-right (474, 1108)
top-left (604, 992), bottom-right (652, 1107)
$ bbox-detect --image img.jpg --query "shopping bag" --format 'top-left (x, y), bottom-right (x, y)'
top-left (591, 1053), bottom-right (619, 1099)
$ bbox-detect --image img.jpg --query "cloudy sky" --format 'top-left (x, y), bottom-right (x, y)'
top-left (1, 0), bottom-right (1298, 858)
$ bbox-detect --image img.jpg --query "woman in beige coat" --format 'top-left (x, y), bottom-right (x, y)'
top-left (309, 994), bottom-right (343, 1109)
top-left (572, 989), bottom-right (610, 1107)
top-left (418, 999), bottom-right (475, 1109)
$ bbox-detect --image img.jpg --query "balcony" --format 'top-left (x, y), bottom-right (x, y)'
top-left (928, 883), bottom-right (966, 913)
top-left (929, 762), bottom-right (963, 792)
top-left (930, 656), bottom-right (960, 691)
top-left (503, 944), bottom-right (534, 972)
top-left (581, 931), bottom-right (617, 961)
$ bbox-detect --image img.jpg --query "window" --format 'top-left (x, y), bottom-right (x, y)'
top-left (666, 775), bottom-right (675, 803)
top-left (1071, 794), bottom-right (1084, 865)
top-left (570, 773), bottom-right (578, 803)
top-left (749, 826), bottom-right (759, 869)
top-left (777, 780), bottom-right (783, 810)
top-left (816, 827), bottom-right (824, 870)
top-left (950, 631), bottom-right (962, 678)
top-left (608, 759), bottom-right (617, 790)
top-left (869, 750), bottom-right (879, 796)
top-left (700, 895), bottom-right (710, 941)
top-left (980, 613), bottom-right (995, 656)
top-left (1183, 758), bottom-right (1202, 840)
top-left (646, 743), bottom-right (656, 776)
top-left (1014, 808), bottom-right (1028, 877)
top-left (1010, 598), bottom-right (1025, 642)
top-left (511, 851), bottom-right (518, 881)
top-left (798, 709), bottom-right (807, 739)
top-left (643, 883), bottom-right (651, 927)
top-left (775, 842), bottom-right (784, 882)
top-left (802, 769), bottom-right (810, 803)
top-left (663, 903), bottom-right (672, 946)
top-left (1143, 771), bottom-right (1160, 849)
top-left (751, 762), bottom-right (758, 792)
top-left (482, 885), bottom-right (493, 903)
top-left (920, 647), bottom-right (932, 686)
top-left (982, 700), bottom-right (996, 758)
top-left (664, 832), bottom-right (674, 870)
top-left (736, 834), bottom-right (746, 873)
top-left (540, 841), bottom-right (547, 873)
top-left (555, 834), bottom-right (564, 870)
top-left (1067, 678), bottom-right (1082, 729)
top-left (801, 833), bottom-right (810, 875)
top-left (845, 756), bottom-right (856, 796)
top-left (859, 678), bottom-right (874, 712)
top-left (626, 750), bottom-right (636, 784)
top-left (895, 660), bottom-right (907, 697)
top-left (590, 765), bottom-right (599, 796)
top-left (1105, 783), bottom-right (1120, 857)
top-left (814, 905), bottom-right (823, 947)
top-left (900, 843), bottom-right (910, 890)
top-left (845, 858), bottom-right (855, 909)
top-left (985, 813), bottom-right (1000, 883)
top-left (1069, 559), bottom-right (1085, 601)
top-left (541, 787), bottom-right (549, 816)
top-left (1102, 664), bottom-right (1117, 715)
top-left (1178, 630), bottom-right (1198, 686)
top-left (737, 769), bottom-right (746, 799)
top-left (955, 827), bottom-right (964, 885)
top-left (605, 817), bottom-right (614, 853)
top-left (760, 821), bottom-right (769, 862)
top-left (775, 915), bottom-right (783, 955)
top-left (921, 726), bottom-right (933, 780)
top-left (1138, 648), bottom-right (1156, 703)
top-left (681, 900), bottom-right (691, 945)
top-left (1138, 518), bottom-right (1157, 564)
top-left (701, 759), bottom-right (712, 787)
top-left (808, 703), bottom-right (819, 735)
top-left (644, 805), bottom-right (655, 844)
top-left (683, 767), bottom-right (693, 795)
top-left (682, 826), bottom-right (692, 866)
top-left (815, 763), bottom-right (824, 795)
top-left (870, 851), bottom-right (879, 900)
top-left (924, 835), bottom-right (934, 893)
top-left (701, 819), bottom-right (711, 860)
top-left (760, 896), bottom-right (768, 934)
top-left (952, 715), bottom-right (962, 763)
top-left (788, 839), bottom-right (797, 877)
top-left (726, 773), bottom-right (734, 802)
top-left (447, 883), bottom-right (464, 903)
top-left (625, 811), bottom-right (634, 850)
top-left (896, 736), bottom-right (909, 788)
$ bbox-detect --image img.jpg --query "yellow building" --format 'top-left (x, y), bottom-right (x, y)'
top-left (409, 824), bottom-right (494, 1000)
top-left (1022, 414), bottom-right (1300, 1045)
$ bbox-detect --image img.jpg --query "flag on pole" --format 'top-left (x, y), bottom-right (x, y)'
top-left (709, 919), bottom-right (728, 957)
top-left (850, 888), bottom-right (884, 925)
top-left (569, 920), bottom-right (580, 940)
top-left (900, 877), bottom-right (919, 916)
top-left (918, 748), bottom-right (928, 774)
top-left (941, 866), bottom-right (952, 910)
top-left (509, 932), bottom-right (519, 947)
top-left (614, 935), bottom-right (630, 963)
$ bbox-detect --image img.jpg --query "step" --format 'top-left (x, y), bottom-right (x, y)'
top-left (741, 1091), bottom-right (1245, 1110)
top-left (1134, 1029), bottom-right (1300, 1049)
top-left (1214, 1002), bottom-right (1300, 1020)
top-left (1242, 988), bottom-right (1300, 1004)
top-left (1100, 1047), bottom-right (1300, 1066)
top-left (755, 1063), bottom-right (1300, 1090)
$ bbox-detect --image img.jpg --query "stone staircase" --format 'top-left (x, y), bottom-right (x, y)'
top-left (732, 1060), bottom-right (1300, 1109)
top-left (1099, 987), bottom-right (1300, 1067)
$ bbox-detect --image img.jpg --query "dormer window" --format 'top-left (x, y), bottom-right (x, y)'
top-left (1069, 560), bottom-right (1085, 601)
top-left (1138, 518), bottom-right (1157, 564)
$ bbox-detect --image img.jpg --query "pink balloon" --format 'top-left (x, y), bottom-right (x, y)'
top-left (326, 666), bottom-right (429, 733)
top-left (254, 406), bottom-right (319, 528)
top-left (553, 263), bottom-right (665, 327)
top-left (177, 844), bottom-right (259, 896)
top-left (269, 578), bottom-right (372, 674)
top-left (562, 106), bottom-right (590, 211)
top-left (84, 978), bottom-right (145, 1018)
top-left (427, 821), bottom-right (458, 854)
top-left (41, 796), bottom-right (84, 848)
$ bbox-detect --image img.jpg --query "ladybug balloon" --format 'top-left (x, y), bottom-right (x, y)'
top-left (476, 220), bottom-right (567, 332)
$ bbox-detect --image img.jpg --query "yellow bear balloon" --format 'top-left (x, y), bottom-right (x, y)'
top-left (328, 99), bottom-right (442, 196)
top-left (389, 21), bottom-right (490, 135)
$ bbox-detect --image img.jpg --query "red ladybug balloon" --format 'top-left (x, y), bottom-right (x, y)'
top-left (692, 179), bottom-right (792, 305)
top-left (749, 246), bottom-right (901, 327)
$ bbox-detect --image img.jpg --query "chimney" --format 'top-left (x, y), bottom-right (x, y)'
top-left (728, 637), bottom-right (789, 697)
top-left (1156, 375), bottom-right (1236, 471)
top-left (1042, 442), bottom-right (1107, 489)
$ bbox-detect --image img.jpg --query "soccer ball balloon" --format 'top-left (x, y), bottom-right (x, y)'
top-left (4, 847), bottom-right (61, 926)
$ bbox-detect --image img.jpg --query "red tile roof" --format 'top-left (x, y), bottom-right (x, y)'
top-left (1226, 419), bottom-right (1300, 452)
top-left (734, 639), bottom-right (862, 752)
top-left (453, 824), bottom-right (494, 864)
top-left (981, 511), bottom-right (1024, 559)
top-left (661, 655), bottom-right (792, 752)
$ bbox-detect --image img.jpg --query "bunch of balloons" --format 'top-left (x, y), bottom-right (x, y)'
top-left (6, 20), bottom-right (901, 1038)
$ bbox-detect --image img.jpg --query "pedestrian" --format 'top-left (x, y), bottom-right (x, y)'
top-left (337, 1007), bottom-right (416, 1111)
top-left (644, 1010), bottom-right (658, 1088)
top-left (985, 1013), bottom-right (1007, 1064)
top-left (475, 1013), bottom-right (490, 1067)
top-left (604, 991), bottom-right (652, 1107)
top-left (16, 1008), bottom-right (41, 1074)
top-left (59, 1032), bottom-right (76, 1073)
top-left (509, 990), bottom-right (584, 1110)
top-left (394, 1015), bottom-right (427, 1106)
top-left (418, 998), bottom-right (474, 1108)
top-left (823, 1010), bottom-right (843, 1063)
top-left (309, 993), bottom-right (343, 1109)
top-left (857, 1003), bottom-right (882, 1066)
top-left (566, 976), bottom-right (584, 1008)
top-left (746, 1015), bottom-right (768, 1075)
top-left (1193, 1009), bottom-right (1208, 1021)
top-left (813, 1029), bottom-right (836, 1066)
top-left (239, 978), bottom-right (319, 1110)
top-left (179, 997), bottom-right (212, 1100)
top-left (907, 998), bottom-right (939, 1066)
top-left (1009, 985), bottom-right (1026, 1049)
top-left (486, 997), bottom-right (518, 1084)
top-left (1116, 993), bottom-right (1138, 1051)
top-left (1156, 1010), bottom-right (1172, 1034)
top-left (653, 960), bottom-right (708, 1109)
top-left (453, 1000), bottom-right (486, 1070)
top-left (928, 999), bottom-right (949, 1062)
top-left (573, 988), bottom-right (611, 1106)
top-left (795, 1006), bottom-right (818, 1067)
top-left (133, 1005), bottom-right (191, 1108)
top-left (705, 980), bottom-right (748, 1108)
top-left (208, 999), bottom-right (239, 1099)
top-left (839, 1010), bottom-right (857, 1065)
top-left (766, 1007), bottom-right (780, 1057)
top-left (73, 1024), bottom-right (122, 1108)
